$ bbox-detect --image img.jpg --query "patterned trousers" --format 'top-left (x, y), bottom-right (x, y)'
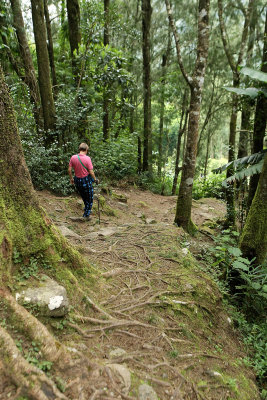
top-left (74, 175), bottom-right (94, 217)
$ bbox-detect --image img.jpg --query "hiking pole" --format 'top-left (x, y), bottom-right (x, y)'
top-left (94, 183), bottom-right (101, 225)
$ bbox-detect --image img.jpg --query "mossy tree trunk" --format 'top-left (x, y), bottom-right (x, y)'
top-left (247, 10), bottom-right (267, 208)
top-left (0, 64), bottom-right (87, 282)
top-left (0, 62), bottom-right (95, 399)
top-left (239, 153), bottom-right (267, 264)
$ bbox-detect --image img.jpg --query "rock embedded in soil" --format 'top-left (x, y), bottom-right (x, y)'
top-left (138, 383), bottom-right (158, 400)
top-left (109, 348), bottom-right (127, 358)
top-left (16, 276), bottom-right (69, 317)
top-left (58, 225), bottom-right (81, 239)
top-left (106, 363), bottom-right (131, 394)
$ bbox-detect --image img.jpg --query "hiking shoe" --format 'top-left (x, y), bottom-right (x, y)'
top-left (82, 216), bottom-right (92, 221)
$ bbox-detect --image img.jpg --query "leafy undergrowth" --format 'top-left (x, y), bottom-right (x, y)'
top-left (0, 186), bottom-right (261, 400)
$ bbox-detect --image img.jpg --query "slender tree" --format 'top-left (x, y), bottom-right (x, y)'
top-left (31, 0), bottom-right (56, 133)
top-left (172, 90), bottom-right (189, 195)
top-left (158, 30), bottom-right (171, 177)
top-left (103, 0), bottom-right (110, 141)
top-left (165, 0), bottom-right (210, 233)
top-left (9, 0), bottom-right (42, 131)
top-left (66, 0), bottom-right (81, 76)
top-left (142, 0), bottom-right (152, 172)
top-left (218, 0), bottom-right (254, 226)
top-left (44, 0), bottom-right (58, 97)
top-left (237, 3), bottom-right (257, 160)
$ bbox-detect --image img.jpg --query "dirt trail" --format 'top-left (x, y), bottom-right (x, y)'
top-left (33, 187), bottom-right (259, 399)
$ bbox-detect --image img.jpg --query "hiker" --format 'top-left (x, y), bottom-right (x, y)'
top-left (68, 143), bottom-right (98, 221)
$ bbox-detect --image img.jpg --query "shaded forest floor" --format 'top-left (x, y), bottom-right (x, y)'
top-left (0, 186), bottom-right (261, 400)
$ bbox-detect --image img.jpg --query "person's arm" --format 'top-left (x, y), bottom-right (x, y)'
top-left (68, 165), bottom-right (74, 185)
top-left (89, 169), bottom-right (99, 184)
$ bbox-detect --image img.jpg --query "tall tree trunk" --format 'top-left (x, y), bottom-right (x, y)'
top-left (44, 0), bottom-right (58, 98)
top-left (237, 101), bottom-right (251, 159)
top-left (103, 0), bottom-right (110, 141)
top-left (66, 0), bottom-right (81, 78)
top-left (218, 0), bottom-right (254, 227)
top-left (239, 153), bottom-right (267, 264)
top-left (31, 0), bottom-right (56, 134)
top-left (237, 3), bottom-right (257, 160)
top-left (10, 0), bottom-right (42, 131)
top-left (158, 30), bottom-right (171, 177)
top-left (247, 10), bottom-right (267, 207)
top-left (166, 0), bottom-right (210, 234)
top-left (0, 64), bottom-right (85, 276)
top-left (225, 86), bottom-right (239, 226)
top-left (203, 125), bottom-right (212, 182)
top-left (142, 0), bottom-right (152, 172)
top-left (172, 90), bottom-right (189, 195)
top-left (158, 53), bottom-right (167, 177)
top-left (138, 135), bottom-right (142, 173)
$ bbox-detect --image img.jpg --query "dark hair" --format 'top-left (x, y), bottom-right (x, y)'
top-left (79, 143), bottom-right (89, 152)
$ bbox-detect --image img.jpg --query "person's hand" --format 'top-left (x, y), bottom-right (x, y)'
top-left (70, 177), bottom-right (74, 185)
top-left (95, 179), bottom-right (99, 185)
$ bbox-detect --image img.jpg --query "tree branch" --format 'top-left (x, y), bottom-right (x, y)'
top-left (237, 0), bottom-right (254, 66)
top-left (164, 0), bottom-right (192, 88)
top-left (218, 0), bottom-right (236, 72)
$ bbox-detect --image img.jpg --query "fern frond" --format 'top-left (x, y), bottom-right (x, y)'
top-left (222, 159), bottom-right (264, 187)
top-left (213, 150), bottom-right (267, 174)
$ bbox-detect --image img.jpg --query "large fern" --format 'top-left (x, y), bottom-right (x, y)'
top-left (212, 150), bottom-right (267, 187)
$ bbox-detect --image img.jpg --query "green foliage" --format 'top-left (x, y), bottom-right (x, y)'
top-left (90, 136), bottom-right (138, 180)
top-left (22, 138), bottom-right (74, 195)
top-left (213, 151), bottom-right (267, 187)
top-left (192, 173), bottom-right (226, 200)
top-left (241, 67), bottom-right (267, 83)
top-left (25, 341), bottom-right (53, 372)
top-left (231, 310), bottom-right (267, 388)
top-left (202, 228), bottom-right (267, 391)
top-left (13, 251), bottom-right (52, 281)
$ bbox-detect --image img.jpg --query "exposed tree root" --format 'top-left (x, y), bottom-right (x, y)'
top-left (73, 314), bottom-right (159, 332)
top-left (0, 325), bottom-right (68, 400)
top-left (0, 289), bottom-right (69, 367)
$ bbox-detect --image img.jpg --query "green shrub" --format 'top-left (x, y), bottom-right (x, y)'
top-left (192, 173), bottom-right (226, 200)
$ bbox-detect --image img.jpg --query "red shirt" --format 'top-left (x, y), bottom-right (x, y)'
top-left (69, 154), bottom-right (93, 178)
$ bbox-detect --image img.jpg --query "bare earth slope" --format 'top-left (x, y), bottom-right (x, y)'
top-left (1, 186), bottom-right (260, 400)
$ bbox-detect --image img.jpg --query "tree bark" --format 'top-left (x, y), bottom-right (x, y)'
top-left (158, 30), bottom-right (171, 177)
top-left (66, 0), bottom-right (81, 77)
top-left (103, 0), bottom-right (110, 141)
top-left (142, 0), bottom-right (152, 172)
top-left (239, 153), bottom-right (267, 264)
top-left (0, 64), bottom-right (83, 277)
top-left (247, 10), bottom-right (267, 207)
top-left (44, 0), bottom-right (58, 98)
top-left (237, 2), bottom-right (257, 160)
top-left (31, 0), bottom-right (56, 134)
top-left (158, 53), bottom-right (167, 177)
top-left (166, 0), bottom-right (210, 233)
top-left (172, 90), bottom-right (189, 195)
top-left (10, 0), bottom-right (43, 131)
